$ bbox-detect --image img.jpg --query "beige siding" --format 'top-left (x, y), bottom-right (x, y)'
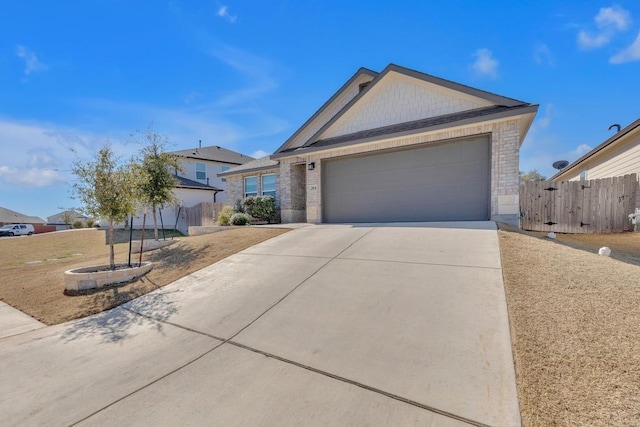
top-left (319, 72), bottom-right (493, 140)
top-left (563, 132), bottom-right (640, 209)
top-left (284, 74), bottom-right (374, 150)
top-left (587, 137), bottom-right (640, 179)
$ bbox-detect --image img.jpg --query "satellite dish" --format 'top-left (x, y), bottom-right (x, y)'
top-left (552, 160), bottom-right (569, 170)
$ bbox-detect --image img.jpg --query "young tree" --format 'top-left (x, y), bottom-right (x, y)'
top-left (520, 169), bottom-right (547, 182)
top-left (131, 127), bottom-right (182, 241)
top-left (61, 211), bottom-right (74, 226)
top-left (72, 145), bottom-right (136, 269)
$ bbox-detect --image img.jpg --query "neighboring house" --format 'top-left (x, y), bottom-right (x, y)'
top-left (0, 206), bottom-right (46, 226)
top-left (132, 144), bottom-right (254, 230)
top-left (220, 63), bottom-right (538, 225)
top-left (47, 210), bottom-right (89, 225)
top-left (550, 118), bottom-right (640, 209)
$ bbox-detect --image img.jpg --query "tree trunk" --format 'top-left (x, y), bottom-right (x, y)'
top-left (108, 219), bottom-right (115, 270)
top-left (139, 213), bottom-right (146, 266)
top-left (152, 204), bottom-right (159, 241)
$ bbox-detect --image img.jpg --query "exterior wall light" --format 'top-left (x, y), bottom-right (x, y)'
top-left (308, 162), bottom-right (315, 171)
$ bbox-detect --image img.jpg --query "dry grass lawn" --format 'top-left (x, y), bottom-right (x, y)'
top-left (498, 226), bottom-right (640, 426)
top-left (0, 227), bottom-right (288, 325)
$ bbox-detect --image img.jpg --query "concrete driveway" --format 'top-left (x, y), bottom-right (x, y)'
top-left (0, 223), bottom-right (519, 427)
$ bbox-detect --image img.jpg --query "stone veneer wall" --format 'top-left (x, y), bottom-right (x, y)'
top-left (224, 168), bottom-right (280, 209)
top-left (278, 119), bottom-right (522, 224)
top-left (279, 163), bottom-right (306, 223)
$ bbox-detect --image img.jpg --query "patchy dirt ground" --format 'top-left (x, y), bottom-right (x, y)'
top-left (498, 225), bottom-right (640, 426)
top-left (544, 232), bottom-right (640, 267)
top-left (0, 227), bottom-right (288, 325)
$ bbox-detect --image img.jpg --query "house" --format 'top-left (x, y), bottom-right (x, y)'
top-left (550, 118), bottom-right (640, 209)
top-left (131, 144), bottom-right (254, 231)
top-left (219, 64), bottom-right (538, 225)
top-left (47, 210), bottom-right (90, 225)
top-left (0, 206), bottom-right (46, 226)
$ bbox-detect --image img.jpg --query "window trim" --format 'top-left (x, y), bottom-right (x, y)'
top-left (261, 173), bottom-right (276, 198)
top-left (195, 162), bottom-right (207, 181)
top-left (244, 176), bottom-right (258, 198)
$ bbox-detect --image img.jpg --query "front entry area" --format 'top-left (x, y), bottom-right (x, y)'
top-left (321, 136), bottom-right (491, 223)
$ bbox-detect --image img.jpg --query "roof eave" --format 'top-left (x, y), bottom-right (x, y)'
top-left (218, 164), bottom-right (280, 178)
top-left (274, 67), bottom-right (379, 154)
top-left (272, 105), bottom-right (538, 159)
top-left (550, 117), bottom-right (640, 180)
top-left (177, 185), bottom-right (223, 191)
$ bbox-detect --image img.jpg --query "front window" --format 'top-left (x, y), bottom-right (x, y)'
top-left (196, 163), bottom-right (206, 180)
top-left (244, 176), bottom-right (258, 197)
top-left (261, 174), bottom-right (276, 198)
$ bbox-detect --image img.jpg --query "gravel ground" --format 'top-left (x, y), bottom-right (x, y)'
top-left (498, 226), bottom-right (640, 426)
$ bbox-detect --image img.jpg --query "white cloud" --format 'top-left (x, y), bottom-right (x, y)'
top-left (533, 43), bottom-right (554, 66)
top-left (15, 45), bottom-right (48, 75)
top-left (250, 150), bottom-right (269, 159)
top-left (206, 44), bottom-right (280, 107)
top-left (0, 118), bottom-right (128, 189)
top-left (610, 31), bottom-right (640, 63)
top-left (471, 48), bottom-right (498, 79)
top-left (595, 5), bottom-right (632, 31)
top-left (0, 166), bottom-right (64, 188)
top-left (217, 5), bottom-right (237, 23)
top-left (577, 5), bottom-right (632, 50)
top-left (573, 143), bottom-right (593, 157)
top-left (577, 31), bottom-right (610, 49)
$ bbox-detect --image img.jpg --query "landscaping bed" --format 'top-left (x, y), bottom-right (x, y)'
top-left (0, 227), bottom-right (288, 325)
top-left (498, 225), bottom-right (640, 426)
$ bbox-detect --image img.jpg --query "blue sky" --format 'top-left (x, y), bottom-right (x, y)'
top-left (1, 1), bottom-right (639, 219)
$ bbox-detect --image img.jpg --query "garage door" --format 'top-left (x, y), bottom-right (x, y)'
top-left (322, 137), bottom-right (490, 223)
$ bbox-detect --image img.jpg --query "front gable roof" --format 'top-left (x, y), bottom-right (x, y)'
top-left (274, 67), bottom-right (378, 154)
top-left (170, 145), bottom-right (253, 165)
top-left (274, 64), bottom-right (533, 156)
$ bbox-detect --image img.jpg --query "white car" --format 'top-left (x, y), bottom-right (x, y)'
top-left (0, 224), bottom-right (35, 236)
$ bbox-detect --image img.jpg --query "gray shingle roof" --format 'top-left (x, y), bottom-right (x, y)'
top-left (0, 206), bottom-right (46, 224)
top-left (175, 175), bottom-right (223, 191)
top-left (170, 145), bottom-right (254, 165)
top-left (275, 104), bottom-right (537, 157)
top-left (275, 63), bottom-right (531, 155)
top-left (218, 156), bottom-right (279, 177)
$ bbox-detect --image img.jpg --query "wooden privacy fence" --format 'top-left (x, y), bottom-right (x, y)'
top-left (520, 174), bottom-right (637, 233)
top-left (183, 202), bottom-right (219, 228)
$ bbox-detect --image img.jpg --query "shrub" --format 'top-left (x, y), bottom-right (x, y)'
top-left (230, 212), bottom-right (251, 226)
top-left (233, 199), bottom-right (245, 213)
top-left (217, 205), bottom-right (235, 226)
top-left (72, 220), bottom-right (84, 229)
top-left (243, 196), bottom-right (276, 223)
top-left (86, 219), bottom-right (94, 228)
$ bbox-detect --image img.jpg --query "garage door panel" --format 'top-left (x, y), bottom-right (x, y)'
top-left (322, 137), bottom-right (490, 223)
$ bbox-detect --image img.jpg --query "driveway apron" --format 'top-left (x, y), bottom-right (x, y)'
top-left (0, 223), bottom-right (519, 427)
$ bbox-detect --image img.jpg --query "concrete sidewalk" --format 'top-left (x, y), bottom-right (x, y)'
top-left (0, 301), bottom-right (45, 339)
top-left (0, 222), bottom-right (520, 426)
